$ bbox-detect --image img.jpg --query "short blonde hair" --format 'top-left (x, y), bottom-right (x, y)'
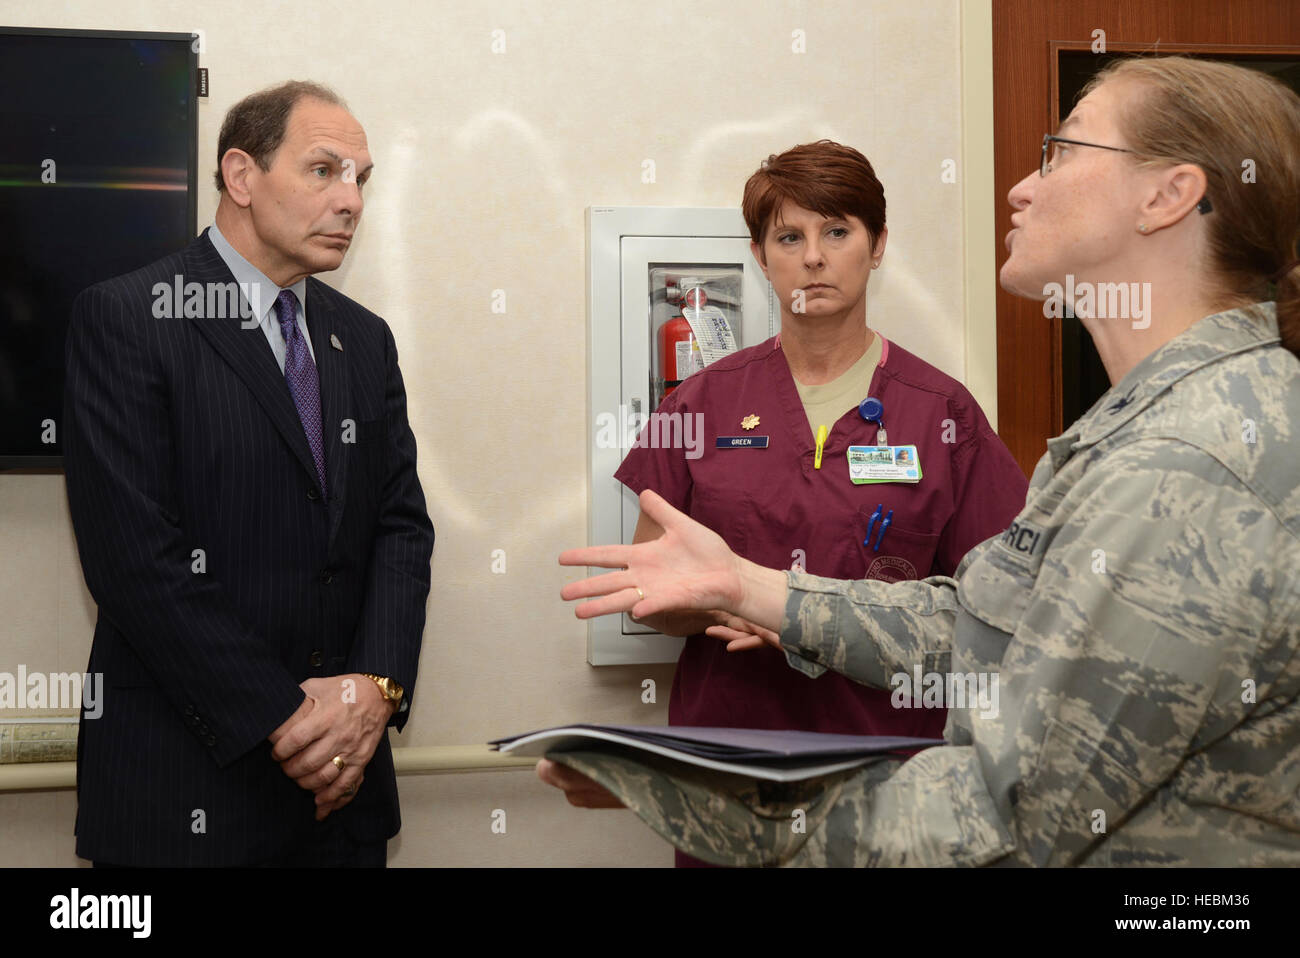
top-left (1084, 56), bottom-right (1300, 357)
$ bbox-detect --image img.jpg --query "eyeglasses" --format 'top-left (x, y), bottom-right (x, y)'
top-left (1040, 135), bottom-right (1135, 176)
top-left (1040, 134), bottom-right (1213, 214)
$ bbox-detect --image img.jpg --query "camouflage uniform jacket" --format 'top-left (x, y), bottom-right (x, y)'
top-left (554, 302), bottom-right (1300, 866)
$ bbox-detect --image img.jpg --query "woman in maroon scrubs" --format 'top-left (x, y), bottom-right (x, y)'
top-left (616, 141), bottom-right (1027, 864)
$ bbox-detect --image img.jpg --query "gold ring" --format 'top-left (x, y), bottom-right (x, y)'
top-left (635, 587), bottom-right (645, 600)
top-left (342, 784), bottom-right (357, 797)
top-left (332, 755), bottom-right (346, 771)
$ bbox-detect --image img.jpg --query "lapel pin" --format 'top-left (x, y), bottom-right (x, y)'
top-left (330, 333), bottom-right (343, 352)
top-left (741, 414), bottom-right (760, 430)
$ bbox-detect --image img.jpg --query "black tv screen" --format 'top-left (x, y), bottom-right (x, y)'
top-left (0, 27), bottom-right (197, 468)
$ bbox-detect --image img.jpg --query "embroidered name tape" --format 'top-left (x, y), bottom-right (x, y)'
top-left (998, 518), bottom-right (1046, 558)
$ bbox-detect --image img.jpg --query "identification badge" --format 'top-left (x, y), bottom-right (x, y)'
top-left (847, 445), bottom-right (921, 483)
top-left (717, 435), bottom-right (769, 449)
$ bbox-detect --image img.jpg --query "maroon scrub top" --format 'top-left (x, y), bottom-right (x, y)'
top-left (616, 333), bottom-right (1028, 739)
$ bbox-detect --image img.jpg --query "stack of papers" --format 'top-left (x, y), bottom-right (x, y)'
top-left (490, 724), bottom-right (944, 783)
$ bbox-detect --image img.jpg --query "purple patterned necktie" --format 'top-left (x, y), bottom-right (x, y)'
top-left (275, 289), bottom-right (326, 496)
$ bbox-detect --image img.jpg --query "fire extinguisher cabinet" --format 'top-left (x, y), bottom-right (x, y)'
top-left (585, 206), bottom-right (778, 665)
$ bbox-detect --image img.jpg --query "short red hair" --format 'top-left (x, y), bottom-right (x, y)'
top-left (742, 140), bottom-right (887, 248)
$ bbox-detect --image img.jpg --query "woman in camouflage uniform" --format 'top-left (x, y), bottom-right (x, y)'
top-left (544, 55), bottom-right (1300, 866)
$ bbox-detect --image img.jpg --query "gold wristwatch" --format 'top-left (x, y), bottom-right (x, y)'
top-left (361, 673), bottom-right (405, 711)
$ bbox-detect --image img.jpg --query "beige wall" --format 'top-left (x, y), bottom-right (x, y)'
top-left (0, 0), bottom-right (990, 866)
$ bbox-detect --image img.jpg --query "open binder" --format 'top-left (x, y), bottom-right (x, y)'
top-left (491, 724), bottom-right (944, 783)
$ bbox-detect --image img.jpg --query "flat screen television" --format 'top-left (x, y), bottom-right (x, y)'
top-left (0, 26), bottom-right (198, 469)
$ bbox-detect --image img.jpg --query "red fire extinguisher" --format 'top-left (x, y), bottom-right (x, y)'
top-left (658, 312), bottom-right (694, 401)
top-left (658, 286), bottom-right (707, 402)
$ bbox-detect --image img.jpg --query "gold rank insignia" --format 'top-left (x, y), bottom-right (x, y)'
top-left (741, 414), bottom-right (760, 430)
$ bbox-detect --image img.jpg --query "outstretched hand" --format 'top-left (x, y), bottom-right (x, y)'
top-left (559, 489), bottom-right (745, 622)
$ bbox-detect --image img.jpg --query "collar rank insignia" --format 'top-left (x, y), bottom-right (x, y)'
top-left (1106, 387), bottom-right (1137, 414)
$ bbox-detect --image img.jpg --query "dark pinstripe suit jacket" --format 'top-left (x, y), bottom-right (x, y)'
top-left (63, 229), bottom-right (434, 866)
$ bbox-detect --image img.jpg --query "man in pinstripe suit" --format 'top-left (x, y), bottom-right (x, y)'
top-left (63, 82), bottom-right (434, 866)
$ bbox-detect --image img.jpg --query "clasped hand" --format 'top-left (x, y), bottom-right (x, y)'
top-left (268, 674), bottom-right (395, 821)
